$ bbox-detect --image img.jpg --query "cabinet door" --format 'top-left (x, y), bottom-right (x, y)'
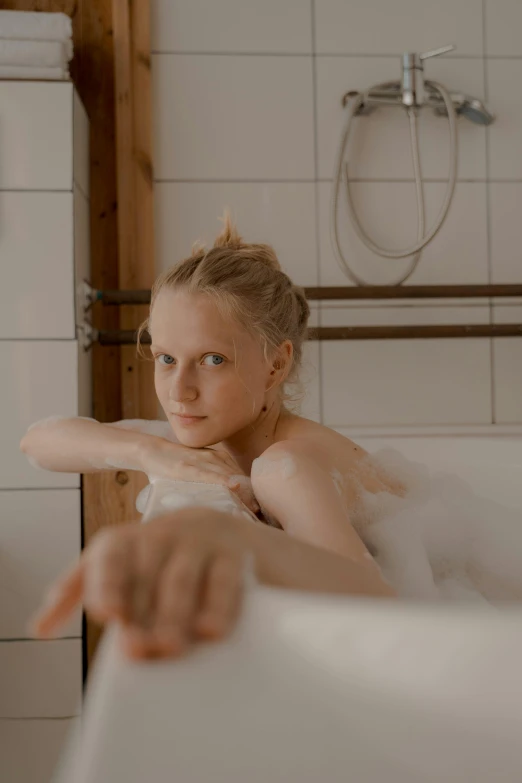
top-left (0, 82), bottom-right (73, 190)
top-left (0, 639), bottom-right (82, 718)
top-left (0, 718), bottom-right (79, 783)
top-left (0, 192), bottom-right (74, 339)
top-left (0, 489), bottom-right (81, 639)
top-left (0, 341), bottom-right (80, 490)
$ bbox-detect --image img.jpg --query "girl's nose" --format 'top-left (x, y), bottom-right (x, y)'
top-left (168, 372), bottom-right (198, 403)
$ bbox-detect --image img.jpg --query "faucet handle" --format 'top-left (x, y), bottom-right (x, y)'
top-left (419, 44), bottom-right (456, 61)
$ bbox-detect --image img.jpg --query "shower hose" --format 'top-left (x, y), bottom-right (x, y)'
top-left (330, 79), bottom-right (458, 286)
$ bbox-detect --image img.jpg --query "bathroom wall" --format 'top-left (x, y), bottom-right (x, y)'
top-left (151, 0), bottom-right (522, 435)
top-left (0, 83), bottom-right (89, 782)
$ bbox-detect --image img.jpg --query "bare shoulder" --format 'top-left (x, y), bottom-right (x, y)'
top-left (268, 415), bottom-right (368, 465)
top-left (262, 414), bottom-right (402, 497)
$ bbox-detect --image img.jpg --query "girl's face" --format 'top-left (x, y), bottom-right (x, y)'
top-left (149, 289), bottom-right (276, 448)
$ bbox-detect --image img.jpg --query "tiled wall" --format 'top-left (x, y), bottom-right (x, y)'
top-left (151, 0), bottom-right (522, 433)
top-left (0, 82), bottom-right (89, 783)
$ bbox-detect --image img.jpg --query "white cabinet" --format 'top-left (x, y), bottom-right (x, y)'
top-left (0, 81), bottom-right (90, 783)
top-left (0, 489), bottom-right (82, 638)
top-left (0, 82), bottom-right (76, 190)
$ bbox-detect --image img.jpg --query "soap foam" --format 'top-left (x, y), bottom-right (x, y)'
top-left (138, 479), bottom-right (256, 526)
top-left (252, 452), bottom-right (297, 480)
top-left (349, 448), bottom-right (522, 604)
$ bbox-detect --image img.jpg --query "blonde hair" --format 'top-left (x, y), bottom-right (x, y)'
top-left (137, 212), bottom-right (310, 407)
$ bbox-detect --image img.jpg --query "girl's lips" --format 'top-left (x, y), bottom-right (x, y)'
top-left (172, 414), bottom-right (207, 425)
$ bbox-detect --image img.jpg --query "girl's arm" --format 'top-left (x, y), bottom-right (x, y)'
top-left (243, 513), bottom-right (396, 598)
top-left (31, 505), bottom-right (396, 656)
top-left (19, 416), bottom-right (161, 474)
top-left (19, 418), bottom-right (256, 509)
top-left (251, 441), bottom-right (393, 598)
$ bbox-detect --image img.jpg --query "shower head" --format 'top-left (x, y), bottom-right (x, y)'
top-left (457, 97), bottom-right (495, 125)
top-left (432, 92), bottom-right (495, 125)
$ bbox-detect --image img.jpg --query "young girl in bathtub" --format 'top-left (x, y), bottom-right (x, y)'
top-left (22, 215), bottom-right (522, 660)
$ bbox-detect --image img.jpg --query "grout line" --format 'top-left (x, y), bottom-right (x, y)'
top-left (0, 716), bottom-right (78, 722)
top-left (155, 178), bottom-right (317, 184)
top-left (150, 51), bottom-right (522, 60)
top-left (0, 338), bottom-right (78, 342)
top-left (0, 487), bottom-right (80, 492)
top-left (482, 0), bottom-right (496, 424)
top-left (310, 0), bottom-right (324, 425)
top-left (154, 179), bottom-right (522, 185)
top-left (152, 50), bottom-right (312, 57)
top-left (0, 636), bottom-right (81, 642)
top-left (0, 188), bottom-right (72, 194)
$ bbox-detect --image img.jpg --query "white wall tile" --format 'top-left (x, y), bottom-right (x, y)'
top-left (289, 307), bottom-right (320, 422)
top-left (493, 304), bottom-right (522, 325)
top-left (489, 183), bottom-right (522, 283)
top-left (0, 192), bottom-right (74, 339)
top-left (73, 91), bottom-right (90, 198)
top-left (153, 55), bottom-right (314, 180)
top-left (316, 57), bottom-right (486, 181)
top-left (487, 60), bottom-right (522, 180)
top-left (321, 306), bottom-right (491, 426)
top-left (492, 305), bottom-right (522, 423)
top-left (315, 0), bottom-right (483, 56)
top-left (485, 0), bottom-right (522, 56)
top-left (0, 341), bottom-right (80, 490)
top-left (0, 489), bottom-right (81, 639)
top-left (0, 718), bottom-right (78, 783)
top-left (0, 82), bottom-right (73, 191)
top-left (0, 639), bottom-right (82, 718)
top-left (155, 182), bottom-right (318, 285)
top-left (298, 340), bottom-right (321, 422)
top-left (318, 181), bottom-right (489, 286)
top-left (151, 0), bottom-right (312, 54)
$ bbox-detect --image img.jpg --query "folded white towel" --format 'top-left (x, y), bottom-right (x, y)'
top-left (0, 10), bottom-right (72, 42)
top-left (0, 39), bottom-right (69, 69)
top-left (0, 65), bottom-right (68, 80)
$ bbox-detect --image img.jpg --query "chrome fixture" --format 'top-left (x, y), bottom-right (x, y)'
top-left (341, 45), bottom-right (494, 125)
top-left (332, 45), bottom-right (495, 287)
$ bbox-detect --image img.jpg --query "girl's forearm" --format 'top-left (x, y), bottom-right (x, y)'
top-left (19, 417), bottom-right (154, 474)
top-left (243, 519), bottom-right (397, 599)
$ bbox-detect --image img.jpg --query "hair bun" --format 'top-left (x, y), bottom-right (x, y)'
top-left (213, 210), bottom-right (244, 250)
top-left (213, 210), bottom-right (282, 272)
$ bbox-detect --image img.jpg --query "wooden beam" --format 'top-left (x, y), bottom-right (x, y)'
top-left (111, 0), bottom-right (156, 528)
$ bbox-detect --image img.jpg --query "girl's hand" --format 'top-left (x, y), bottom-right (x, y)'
top-left (140, 439), bottom-right (259, 514)
top-left (29, 509), bottom-right (254, 660)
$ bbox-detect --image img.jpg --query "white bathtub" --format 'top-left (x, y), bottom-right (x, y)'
top-left (53, 436), bottom-right (522, 783)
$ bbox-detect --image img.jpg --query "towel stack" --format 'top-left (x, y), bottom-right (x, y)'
top-left (0, 10), bottom-right (73, 80)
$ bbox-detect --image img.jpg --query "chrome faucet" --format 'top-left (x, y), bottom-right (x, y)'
top-left (341, 44), bottom-right (494, 125)
top-left (401, 44), bottom-right (455, 108)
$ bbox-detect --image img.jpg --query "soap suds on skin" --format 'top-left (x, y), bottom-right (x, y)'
top-left (330, 468), bottom-right (345, 497)
top-left (141, 480), bottom-right (257, 525)
top-left (252, 452), bottom-right (297, 480)
top-left (27, 415), bottom-right (96, 431)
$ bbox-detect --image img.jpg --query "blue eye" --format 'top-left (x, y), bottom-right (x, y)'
top-left (203, 354), bottom-right (224, 366)
top-left (157, 354), bottom-right (175, 366)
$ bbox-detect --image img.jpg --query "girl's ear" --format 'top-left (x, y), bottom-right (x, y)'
top-left (268, 341), bottom-right (293, 383)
